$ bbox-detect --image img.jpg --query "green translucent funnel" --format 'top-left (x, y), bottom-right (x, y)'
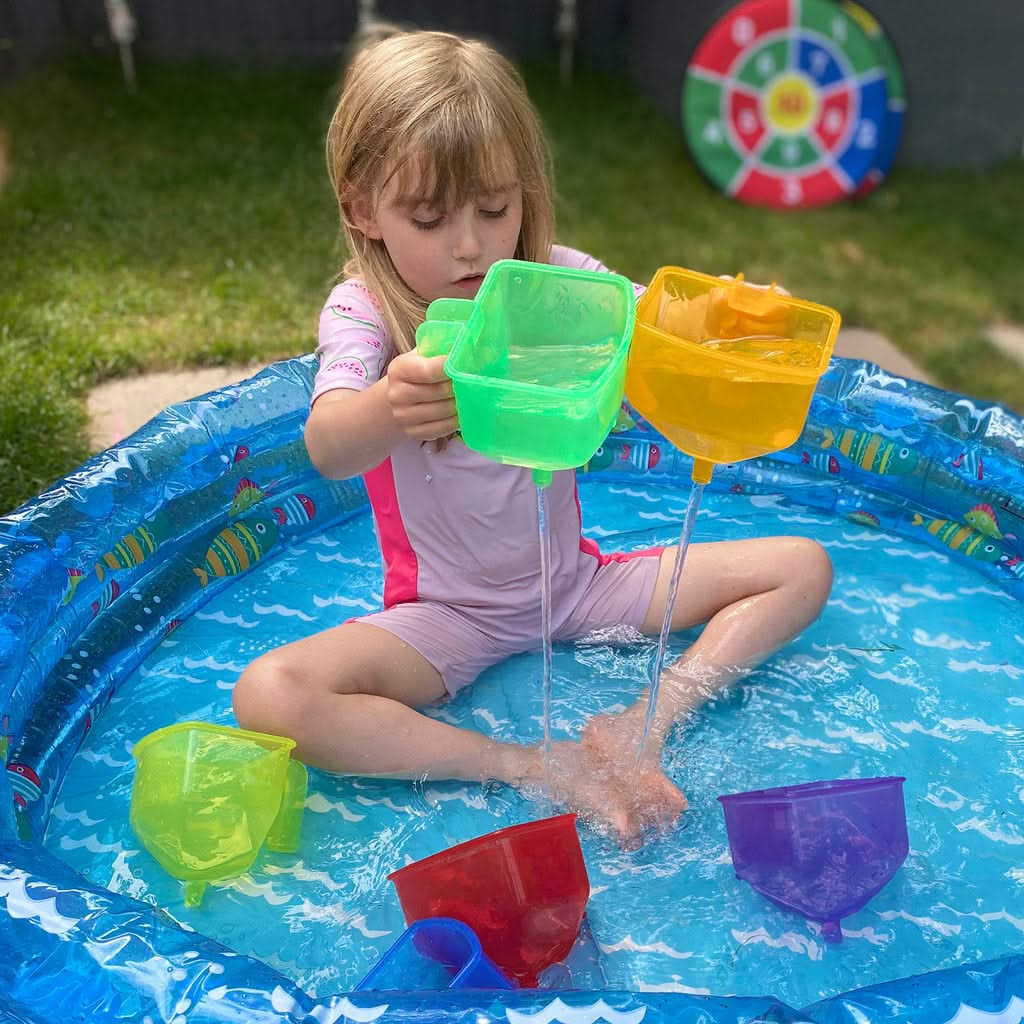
top-left (130, 721), bottom-right (307, 907)
top-left (416, 259), bottom-right (636, 487)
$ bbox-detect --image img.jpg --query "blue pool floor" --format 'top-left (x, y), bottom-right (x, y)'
top-left (44, 482), bottom-right (1024, 1006)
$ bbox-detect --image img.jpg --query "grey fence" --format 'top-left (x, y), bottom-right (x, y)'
top-left (2, 1), bottom-right (1023, 168)
top-left (0, 1), bottom-right (577, 69)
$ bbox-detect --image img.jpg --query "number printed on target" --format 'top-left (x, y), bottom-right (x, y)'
top-left (682, 0), bottom-right (892, 208)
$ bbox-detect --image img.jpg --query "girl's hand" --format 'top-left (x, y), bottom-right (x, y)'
top-left (386, 351), bottom-right (460, 441)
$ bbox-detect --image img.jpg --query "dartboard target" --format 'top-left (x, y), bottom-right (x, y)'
top-left (842, 0), bottom-right (906, 196)
top-left (682, 0), bottom-right (890, 208)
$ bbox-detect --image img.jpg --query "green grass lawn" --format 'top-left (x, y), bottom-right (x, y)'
top-left (2, 56), bottom-right (1023, 514)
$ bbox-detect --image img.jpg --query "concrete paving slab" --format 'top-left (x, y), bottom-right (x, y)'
top-left (833, 327), bottom-right (935, 385)
top-left (86, 363), bottom-right (265, 451)
top-left (987, 324), bottom-right (1024, 365)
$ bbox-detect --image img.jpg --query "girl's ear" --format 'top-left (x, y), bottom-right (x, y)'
top-left (349, 197), bottom-right (383, 240)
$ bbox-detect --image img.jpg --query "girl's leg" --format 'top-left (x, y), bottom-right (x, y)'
top-left (233, 620), bottom-right (655, 837)
top-left (584, 536), bottom-right (832, 765)
top-left (232, 622), bottom-right (538, 784)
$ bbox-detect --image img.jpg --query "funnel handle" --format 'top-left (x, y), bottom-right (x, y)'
top-left (416, 297), bottom-right (476, 358)
top-left (185, 879), bottom-right (207, 907)
top-left (425, 297), bottom-right (475, 323)
top-left (266, 759), bottom-right (308, 853)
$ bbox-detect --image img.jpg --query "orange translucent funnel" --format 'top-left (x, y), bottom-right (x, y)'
top-left (626, 268), bottom-right (841, 483)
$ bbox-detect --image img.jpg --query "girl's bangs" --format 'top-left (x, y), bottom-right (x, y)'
top-left (388, 118), bottom-right (519, 210)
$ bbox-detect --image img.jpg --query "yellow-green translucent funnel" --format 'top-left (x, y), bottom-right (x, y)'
top-left (130, 722), bottom-right (307, 907)
top-left (415, 259), bottom-right (636, 488)
top-left (626, 267), bottom-right (841, 484)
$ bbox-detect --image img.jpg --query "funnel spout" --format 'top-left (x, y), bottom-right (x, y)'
top-left (691, 458), bottom-right (714, 485)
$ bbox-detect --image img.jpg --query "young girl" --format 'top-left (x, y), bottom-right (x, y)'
top-left (232, 29), bottom-right (833, 841)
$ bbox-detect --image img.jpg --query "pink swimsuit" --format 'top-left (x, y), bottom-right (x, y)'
top-left (312, 246), bottom-right (662, 694)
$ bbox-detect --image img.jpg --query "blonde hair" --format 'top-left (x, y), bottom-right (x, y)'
top-left (326, 30), bottom-right (555, 354)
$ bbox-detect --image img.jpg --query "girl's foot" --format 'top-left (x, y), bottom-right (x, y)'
top-left (581, 711), bottom-right (689, 826)
top-left (539, 736), bottom-right (687, 844)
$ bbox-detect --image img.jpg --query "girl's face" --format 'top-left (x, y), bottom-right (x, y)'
top-left (354, 174), bottom-right (523, 303)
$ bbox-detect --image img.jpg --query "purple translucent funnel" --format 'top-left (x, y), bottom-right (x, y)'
top-left (718, 777), bottom-right (908, 943)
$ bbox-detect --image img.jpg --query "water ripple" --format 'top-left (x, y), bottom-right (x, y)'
top-left (43, 487), bottom-right (1024, 1007)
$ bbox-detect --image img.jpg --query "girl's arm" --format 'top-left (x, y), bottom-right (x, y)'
top-left (305, 352), bottom-right (457, 479)
top-left (305, 379), bottom-right (404, 479)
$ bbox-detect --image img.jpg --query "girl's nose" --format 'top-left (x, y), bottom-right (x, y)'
top-left (452, 210), bottom-right (482, 262)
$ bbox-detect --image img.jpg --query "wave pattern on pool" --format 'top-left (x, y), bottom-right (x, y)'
top-left (44, 482), bottom-right (1024, 1007)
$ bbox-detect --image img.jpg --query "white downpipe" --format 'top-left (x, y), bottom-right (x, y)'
top-left (556, 0), bottom-right (577, 84)
top-left (104, 0), bottom-right (137, 92)
top-left (358, 0), bottom-right (379, 33)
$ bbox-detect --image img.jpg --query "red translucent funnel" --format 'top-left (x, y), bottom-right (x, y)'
top-left (718, 777), bottom-right (908, 942)
top-left (388, 814), bottom-right (590, 986)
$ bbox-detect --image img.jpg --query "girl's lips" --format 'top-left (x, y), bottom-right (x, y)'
top-left (454, 274), bottom-right (484, 291)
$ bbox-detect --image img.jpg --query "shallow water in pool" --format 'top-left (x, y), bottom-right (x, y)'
top-left (44, 482), bottom-right (1024, 1006)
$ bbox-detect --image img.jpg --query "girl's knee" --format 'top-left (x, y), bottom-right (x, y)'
top-left (787, 537), bottom-right (833, 607)
top-left (232, 651), bottom-right (309, 737)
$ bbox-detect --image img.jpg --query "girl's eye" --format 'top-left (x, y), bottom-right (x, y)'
top-left (480, 204), bottom-right (509, 219)
top-left (411, 216), bottom-right (443, 231)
